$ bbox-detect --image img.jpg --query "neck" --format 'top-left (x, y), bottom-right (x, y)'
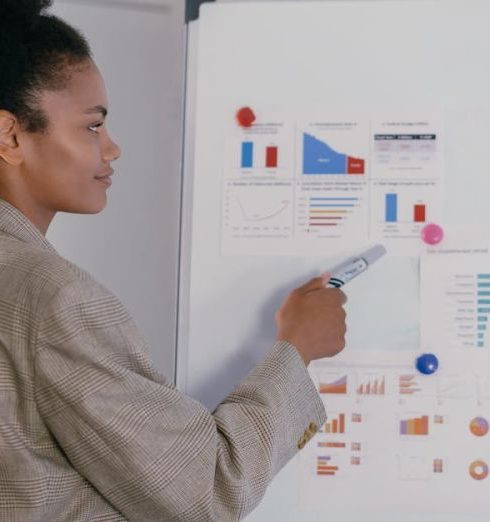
top-left (0, 191), bottom-right (55, 236)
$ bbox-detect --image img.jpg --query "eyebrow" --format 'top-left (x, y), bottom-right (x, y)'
top-left (84, 105), bottom-right (108, 118)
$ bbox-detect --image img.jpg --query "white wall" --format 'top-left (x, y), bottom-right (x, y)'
top-left (47, 0), bottom-right (186, 379)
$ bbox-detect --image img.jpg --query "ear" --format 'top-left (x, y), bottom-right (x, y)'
top-left (0, 111), bottom-right (23, 166)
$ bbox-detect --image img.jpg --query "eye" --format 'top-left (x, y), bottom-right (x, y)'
top-left (88, 122), bottom-right (104, 133)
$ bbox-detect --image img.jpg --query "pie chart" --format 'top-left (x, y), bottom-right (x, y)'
top-left (469, 417), bottom-right (489, 437)
top-left (469, 460), bottom-right (489, 481)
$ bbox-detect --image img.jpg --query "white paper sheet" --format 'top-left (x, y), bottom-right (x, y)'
top-left (221, 110), bottom-right (443, 256)
top-left (301, 349), bottom-right (490, 513)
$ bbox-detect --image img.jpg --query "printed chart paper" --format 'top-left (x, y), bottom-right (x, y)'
top-left (222, 110), bottom-right (443, 256)
top-left (301, 350), bottom-right (490, 514)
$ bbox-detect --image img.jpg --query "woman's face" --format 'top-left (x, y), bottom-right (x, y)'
top-left (0, 59), bottom-right (121, 230)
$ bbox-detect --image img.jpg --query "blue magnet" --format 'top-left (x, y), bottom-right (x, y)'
top-left (416, 353), bottom-right (439, 375)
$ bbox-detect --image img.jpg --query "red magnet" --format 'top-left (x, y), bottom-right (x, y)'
top-left (236, 107), bottom-right (256, 128)
top-left (421, 223), bottom-right (444, 245)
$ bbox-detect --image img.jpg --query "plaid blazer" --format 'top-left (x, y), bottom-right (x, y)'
top-left (0, 198), bottom-right (326, 521)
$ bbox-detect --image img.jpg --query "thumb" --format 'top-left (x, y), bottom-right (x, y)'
top-left (298, 272), bottom-right (330, 294)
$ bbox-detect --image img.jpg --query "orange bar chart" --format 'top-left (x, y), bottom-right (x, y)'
top-left (357, 376), bottom-right (385, 395)
top-left (322, 414), bottom-right (346, 434)
top-left (400, 415), bottom-right (429, 435)
top-left (399, 374), bottom-right (421, 395)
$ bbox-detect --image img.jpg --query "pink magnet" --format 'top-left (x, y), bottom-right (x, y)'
top-left (236, 107), bottom-right (256, 128)
top-left (421, 223), bottom-right (444, 245)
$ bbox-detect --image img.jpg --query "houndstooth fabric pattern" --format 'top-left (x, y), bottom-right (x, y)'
top-left (0, 198), bottom-right (326, 521)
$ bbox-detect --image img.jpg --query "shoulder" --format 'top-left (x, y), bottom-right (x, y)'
top-left (0, 234), bottom-right (118, 318)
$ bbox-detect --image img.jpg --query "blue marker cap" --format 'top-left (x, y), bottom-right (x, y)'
top-left (416, 353), bottom-right (439, 375)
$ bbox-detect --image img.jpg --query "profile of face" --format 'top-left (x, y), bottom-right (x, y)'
top-left (0, 59), bottom-right (121, 233)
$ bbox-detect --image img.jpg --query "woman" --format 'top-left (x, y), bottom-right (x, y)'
top-left (0, 1), bottom-right (347, 520)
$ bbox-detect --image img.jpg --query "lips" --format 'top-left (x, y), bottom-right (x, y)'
top-left (95, 169), bottom-right (114, 180)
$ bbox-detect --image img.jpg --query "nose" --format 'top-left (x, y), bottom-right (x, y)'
top-left (103, 132), bottom-right (121, 162)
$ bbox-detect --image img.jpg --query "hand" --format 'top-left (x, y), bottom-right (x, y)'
top-left (275, 273), bottom-right (347, 366)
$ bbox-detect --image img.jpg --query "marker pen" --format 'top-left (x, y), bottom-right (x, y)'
top-left (326, 244), bottom-right (387, 288)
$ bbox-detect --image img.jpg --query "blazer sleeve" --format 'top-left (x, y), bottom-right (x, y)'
top-left (33, 278), bottom-right (326, 521)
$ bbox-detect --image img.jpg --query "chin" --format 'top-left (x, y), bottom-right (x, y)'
top-left (62, 197), bottom-right (108, 215)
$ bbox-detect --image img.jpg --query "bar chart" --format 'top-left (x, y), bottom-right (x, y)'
top-left (316, 455), bottom-right (339, 476)
top-left (357, 375), bottom-right (386, 396)
top-left (421, 256), bottom-right (490, 351)
top-left (226, 120), bottom-right (292, 180)
top-left (371, 179), bottom-right (442, 245)
top-left (321, 413), bottom-right (346, 434)
top-left (399, 375), bottom-right (422, 396)
top-left (384, 193), bottom-right (427, 224)
top-left (296, 182), bottom-right (368, 242)
top-left (477, 274), bottom-right (490, 347)
top-left (240, 141), bottom-right (280, 169)
top-left (400, 415), bottom-right (429, 436)
top-left (308, 196), bottom-right (360, 228)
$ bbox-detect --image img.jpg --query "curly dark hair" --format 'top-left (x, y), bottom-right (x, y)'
top-left (0, 0), bottom-right (92, 134)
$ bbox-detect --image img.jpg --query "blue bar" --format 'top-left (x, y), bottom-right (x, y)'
top-left (478, 333), bottom-right (485, 339)
top-left (478, 342), bottom-right (485, 347)
top-left (478, 291), bottom-right (490, 296)
top-left (478, 300), bottom-right (490, 305)
top-left (478, 316), bottom-right (488, 322)
top-left (310, 198), bottom-right (359, 201)
top-left (478, 274), bottom-right (490, 279)
top-left (385, 194), bottom-right (398, 222)
top-left (478, 324), bottom-right (487, 331)
top-left (478, 308), bottom-right (490, 313)
top-left (479, 283), bottom-right (490, 288)
top-left (241, 142), bottom-right (254, 168)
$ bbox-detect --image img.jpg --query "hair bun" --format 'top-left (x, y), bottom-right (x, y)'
top-left (0, 0), bottom-right (52, 22)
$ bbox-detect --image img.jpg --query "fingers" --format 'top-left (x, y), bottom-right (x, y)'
top-left (297, 273), bottom-right (331, 294)
top-left (338, 289), bottom-right (347, 305)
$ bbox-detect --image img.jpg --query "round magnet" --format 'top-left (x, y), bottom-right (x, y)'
top-left (421, 223), bottom-right (444, 245)
top-left (415, 353), bottom-right (439, 375)
top-left (236, 107), bottom-right (256, 128)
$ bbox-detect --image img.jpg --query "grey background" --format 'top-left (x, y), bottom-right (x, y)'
top-left (47, 0), bottom-right (186, 380)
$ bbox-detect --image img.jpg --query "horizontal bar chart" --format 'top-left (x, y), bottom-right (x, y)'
top-left (317, 456), bottom-right (339, 476)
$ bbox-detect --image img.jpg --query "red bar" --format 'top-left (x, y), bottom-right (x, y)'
top-left (414, 204), bottom-right (426, 222)
top-left (332, 419), bottom-right (338, 433)
top-left (347, 156), bottom-right (365, 174)
top-left (266, 146), bottom-right (278, 168)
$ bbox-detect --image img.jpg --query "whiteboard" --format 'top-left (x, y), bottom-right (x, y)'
top-left (178, 1), bottom-right (490, 520)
